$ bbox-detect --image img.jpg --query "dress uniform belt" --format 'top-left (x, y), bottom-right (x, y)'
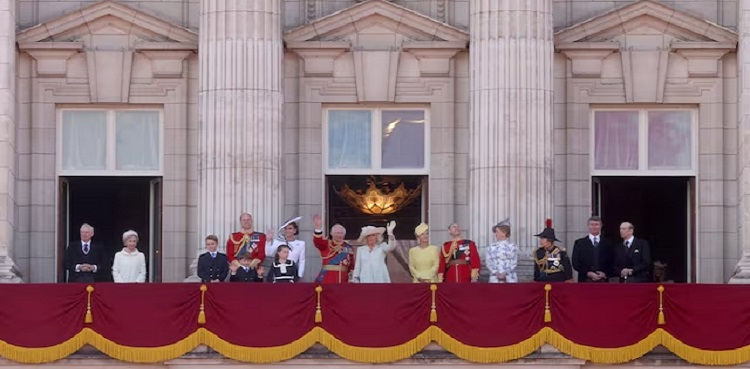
top-left (448, 260), bottom-right (469, 266)
top-left (323, 265), bottom-right (348, 272)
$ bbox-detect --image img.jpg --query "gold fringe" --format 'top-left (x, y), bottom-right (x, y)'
top-left (429, 284), bottom-right (437, 323)
top-left (315, 285), bottom-right (323, 323)
top-left (543, 284), bottom-right (552, 323)
top-left (4, 323), bottom-right (750, 364)
top-left (434, 326), bottom-right (547, 363)
top-left (198, 284), bottom-right (207, 325)
top-left (547, 328), bottom-right (661, 364)
top-left (657, 285), bottom-right (665, 325)
top-left (85, 285), bottom-right (94, 324)
top-left (319, 326), bottom-right (434, 363)
top-left (205, 328), bottom-right (317, 363)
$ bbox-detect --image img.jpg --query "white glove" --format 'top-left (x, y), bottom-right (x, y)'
top-left (386, 220), bottom-right (396, 236)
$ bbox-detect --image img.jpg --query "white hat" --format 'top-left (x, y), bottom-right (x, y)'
top-left (357, 225), bottom-right (386, 243)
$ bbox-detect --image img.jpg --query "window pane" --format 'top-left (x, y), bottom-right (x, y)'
top-left (381, 110), bottom-right (425, 169)
top-left (328, 110), bottom-right (372, 170)
top-left (594, 111), bottom-right (639, 170)
top-left (62, 111), bottom-right (107, 170)
top-left (648, 111), bottom-right (692, 170)
top-left (115, 111), bottom-right (160, 170)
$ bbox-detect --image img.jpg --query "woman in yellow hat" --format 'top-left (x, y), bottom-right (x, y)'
top-left (408, 223), bottom-right (439, 283)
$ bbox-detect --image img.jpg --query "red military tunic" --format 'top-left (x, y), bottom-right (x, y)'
top-left (226, 231), bottom-right (266, 267)
top-left (438, 239), bottom-right (480, 283)
top-left (313, 232), bottom-right (355, 283)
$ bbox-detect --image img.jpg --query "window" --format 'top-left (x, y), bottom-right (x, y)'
top-left (592, 109), bottom-right (695, 175)
top-left (325, 107), bottom-right (428, 174)
top-left (59, 109), bottom-right (162, 175)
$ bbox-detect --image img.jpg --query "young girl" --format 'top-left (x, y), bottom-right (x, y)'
top-left (266, 245), bottom-right (299, 283)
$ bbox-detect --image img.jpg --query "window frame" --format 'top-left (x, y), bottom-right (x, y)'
top-left (57, 107), bottom-right (164, 176)
top-left (590, 107), bottom-right (698, 176)
top-left (323, 105), bottom-right (430, 175)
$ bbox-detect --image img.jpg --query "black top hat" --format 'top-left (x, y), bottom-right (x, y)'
top-left (534, 227), bottom-right (560, 242)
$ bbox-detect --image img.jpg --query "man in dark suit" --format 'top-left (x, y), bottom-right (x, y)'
top-left (614, 222), bottom-right (652, 283)
top-left (572, 216), bottom-right (614, 282)
top-left (197, 235), bottom-right (229, 283)
top-left (64, 223), bottom-right (106, 283)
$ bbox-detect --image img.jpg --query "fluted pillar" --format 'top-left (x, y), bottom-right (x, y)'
top-left (0, 0), bottom-right (21, 282)
top-left (730, 0), bottom-right (750, 284)
top-left (468, 0), bottom-right (554, 262)
top-left (198, 0), bottom-right (283, 251)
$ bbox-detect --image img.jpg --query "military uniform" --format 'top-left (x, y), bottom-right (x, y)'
top-left (533, 245), bottom-right (573, 282)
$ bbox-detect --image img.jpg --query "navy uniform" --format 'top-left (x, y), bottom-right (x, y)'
top-left (230, 264), bottom-right (264, 282)
top-left (197, 251), bottom-right (229, 283)
top-left (532, 223), bottom-right (573, 283)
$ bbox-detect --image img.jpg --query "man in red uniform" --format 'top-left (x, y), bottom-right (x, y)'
top-left (226, 213), bottom-right (266, 269)
top-left (438, 223), bottom-right (480, 283)
top-left (312, 214), bottom-right (354, 283)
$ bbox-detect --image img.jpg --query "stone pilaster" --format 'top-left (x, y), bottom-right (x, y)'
top-left (468, 0), bottom-right (554, 274)
top-left (0, 0), bottom-right (21, 282)
top-left (730, 0), bottom-right (750, 284)
top-left (197, 0), bottom-right (283, 252)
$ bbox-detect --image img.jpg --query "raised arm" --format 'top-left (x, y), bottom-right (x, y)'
top-left (384, 221), bottom-right (397, 252)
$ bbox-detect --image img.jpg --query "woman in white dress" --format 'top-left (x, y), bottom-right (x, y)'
top-left (352, 221), bottom-right (397, 283)
top-left (486, 219), bottom-right (518, 283)
top-left (112, 230), bottom-right (147, 283)
top-left (265, 217), bottom-right (306, 280)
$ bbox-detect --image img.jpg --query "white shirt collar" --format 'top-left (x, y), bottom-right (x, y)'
top-left (624, 236), bottom-right (635, 245)
top-left (81, 240), bottom-right (90, 246)
top-left (589, 234), bottom-right (600, 242)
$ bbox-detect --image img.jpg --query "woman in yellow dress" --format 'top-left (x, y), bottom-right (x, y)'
top-left (408, 223), bottom-right (440, 283)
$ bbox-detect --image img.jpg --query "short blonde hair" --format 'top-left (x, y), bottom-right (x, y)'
top-left (122, 230), bottom-right (139, 243)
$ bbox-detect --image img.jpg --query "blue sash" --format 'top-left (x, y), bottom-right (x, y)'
top-left (235, 232), bottom-right (262, 258)
top-left (315, 245), bottom-right (351, 283)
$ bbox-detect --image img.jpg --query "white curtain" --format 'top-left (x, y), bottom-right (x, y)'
top-left (62, 111), bottom-right (107, 170)
top-left (328, 110), bottom-right (371, 169)
top-left (594, 111), bottom-right (639, 170)
top-left (115, 111), bottom-right (160, 170)
top-left (381, 110), bottom-right (425, 169)
top-left (648, 111), bottom-right (692, 170)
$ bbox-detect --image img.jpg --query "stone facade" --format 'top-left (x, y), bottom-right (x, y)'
top-left (0, 0), bottom-right (745, 285)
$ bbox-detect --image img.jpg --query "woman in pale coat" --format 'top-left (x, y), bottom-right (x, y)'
top-left (408, 223), bottom-right (439, 283)
top-left (352, 221), bottom-right (397, 283)
top-left (112, 230), bottom-right (147, 283)
top-left (486, 219), bottom-right (518, 283)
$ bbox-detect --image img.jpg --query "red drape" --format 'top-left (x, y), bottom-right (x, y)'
top-left (319, 284), bottom-right (430, 347)
top-left (2, 283), bottom-right (750, 364)
top-left (204, 283), bottom-right (315, 347)
top-left (549, 284), bottom-right (657, 347)
top-left (435, 284), bottom-right (544, 347)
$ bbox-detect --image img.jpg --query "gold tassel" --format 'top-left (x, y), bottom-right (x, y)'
top-left (198, 284), bottom-right (207, 325)
top-left (315, 286), bottom-right (323, 323)
top-left (544, 284), bottom-right (552, 323)
top-left (657, 285), bottom-right (665, 325)
top-left (84, 285), bottom-right (94, 324)
top-left (429, 284), bottom-right (438, 323)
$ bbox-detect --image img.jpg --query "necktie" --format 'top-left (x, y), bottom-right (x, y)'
top-left (211, 253), bottom-right (216, 258)
top-left (624, 241), bottom-right (630, 248)
top-left (83, 244), bottom-right (89, 254)
top-left (593, 237), bottom-right (599, 247)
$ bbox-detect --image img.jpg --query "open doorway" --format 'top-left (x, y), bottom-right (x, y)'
top-left (58, 177), bottom-right (162, 283)
top-left (593, 176), bottom-right (694, 283)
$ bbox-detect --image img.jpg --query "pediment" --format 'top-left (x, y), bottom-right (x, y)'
top-left (16, 0), bottom-right (197, 48)
top-left (284, 0), bottom-right (468, 46)
top-left (555, 0), bottom-right (737, 47)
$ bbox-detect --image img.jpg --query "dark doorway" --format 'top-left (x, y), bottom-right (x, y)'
top-left (58, 177), bottom-right (162, 283)
top-left (593, 176), bottom-right (694, 283)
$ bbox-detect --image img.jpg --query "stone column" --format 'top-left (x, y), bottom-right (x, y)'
top-left (198, 0), bottom-right (283, 251)
top-left (0, 0), bottom-right (21, 282)
top-left (730, 0), bottom-right (750, 284)
top-left (468, 0), bottom-right (554, 271)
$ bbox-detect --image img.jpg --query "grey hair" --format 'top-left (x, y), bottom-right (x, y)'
top-left (80, 223), bottom-right (94, 233)
top-left (122, 230), bottom-right (139, 243)
top-left (331, 224), bottom-right (346, 235)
